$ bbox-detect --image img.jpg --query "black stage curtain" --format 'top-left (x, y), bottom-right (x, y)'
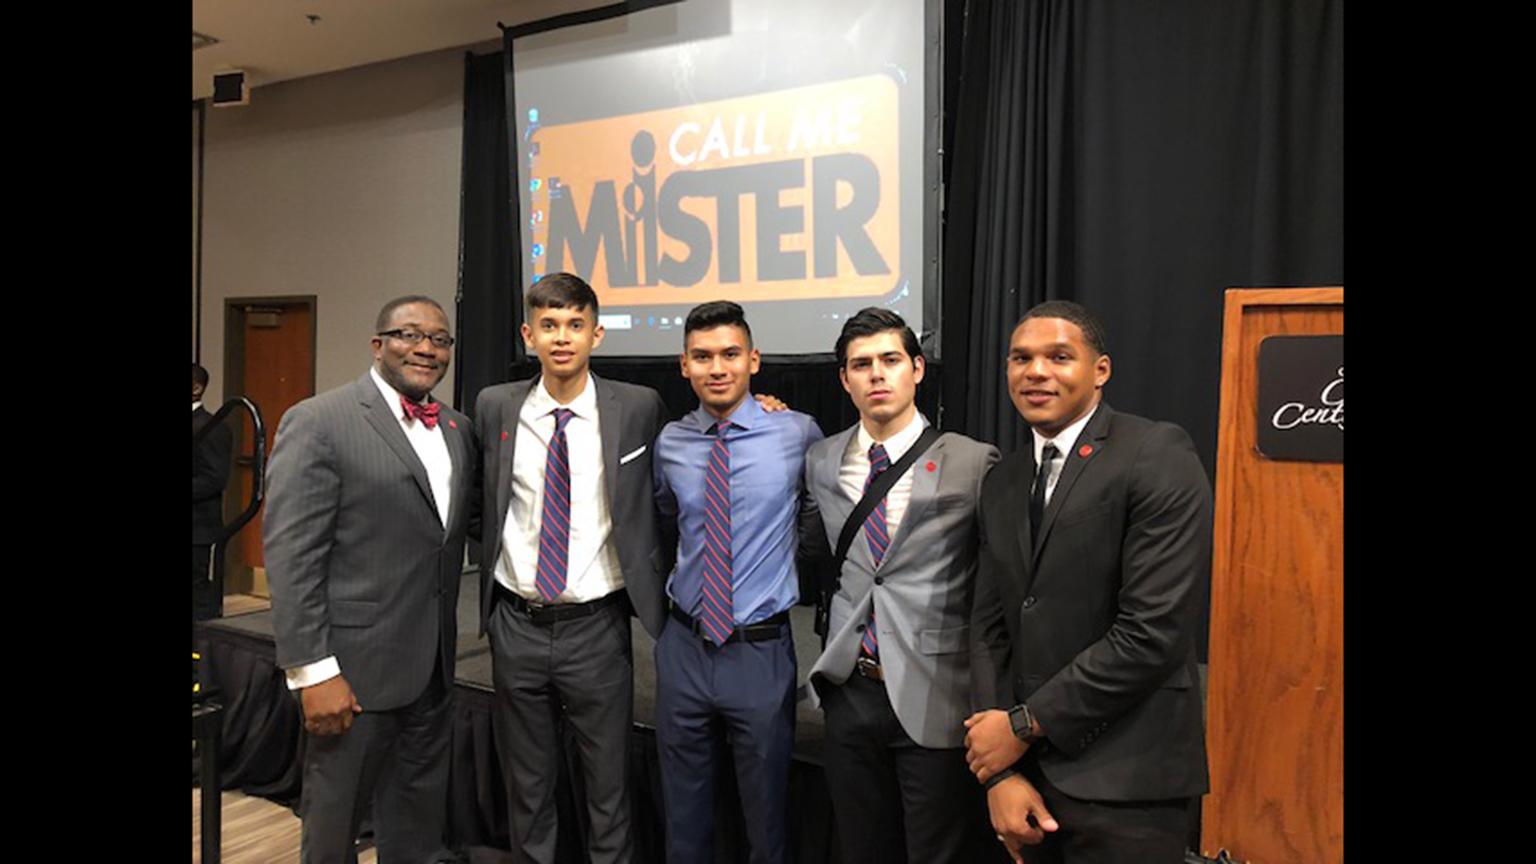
top-left (455, 50), bottom-right (522, 413)
top-left (942, 0), bottom-right (1343, 466)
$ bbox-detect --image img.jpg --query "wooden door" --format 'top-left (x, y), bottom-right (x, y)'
top-left (223, 298), bottom-right (315, 595)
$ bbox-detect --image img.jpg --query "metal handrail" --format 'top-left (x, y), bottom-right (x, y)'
top-left (194, 396), bottom-right (266, 547)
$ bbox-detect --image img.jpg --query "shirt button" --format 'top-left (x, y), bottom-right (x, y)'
top-left (874, 576), bottom-right (884, 585)
top-left (1022, 596), bottom-right (1037, 609)
top-left (855, 623), bottom-right (866, 633)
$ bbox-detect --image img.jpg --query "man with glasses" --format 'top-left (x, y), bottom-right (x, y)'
top-left (265, 295), bottom-right (479, 864)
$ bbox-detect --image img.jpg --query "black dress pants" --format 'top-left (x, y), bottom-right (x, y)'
top-left (489, 595), bottom-right (634, 864)
top-left (1016, 755), bottom-right (1190, 864)
top-left (192, 544), bottom-right (221, 621)
top-left (820, 672), bottom-right (1005, 864)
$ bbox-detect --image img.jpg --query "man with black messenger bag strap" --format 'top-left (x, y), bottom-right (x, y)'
top-left (802, 308), bottom-right (1005, 864)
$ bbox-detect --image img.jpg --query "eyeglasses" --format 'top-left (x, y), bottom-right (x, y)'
top-left (378, 329), bottom-right (455, 349)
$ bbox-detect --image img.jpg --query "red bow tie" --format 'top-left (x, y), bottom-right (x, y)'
top-left (401, 396), bottom-right (441, 429)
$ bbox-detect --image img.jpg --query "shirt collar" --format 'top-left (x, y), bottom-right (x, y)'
top-left (855, 411), bottom-right (928, 462)
top-left (1033, 403), bottom-right (1097, 464)
top-left (192, 401), bottom-right (203, 413)
top-left (526, 372), bottom-right (597, 419)
top-left (370, 365), bottom-right (433, 412)
top-left (689, 391), bottom-right (763, 433)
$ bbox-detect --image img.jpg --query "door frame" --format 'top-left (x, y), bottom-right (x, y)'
top-left (221, 295), bottom-right (317, 595)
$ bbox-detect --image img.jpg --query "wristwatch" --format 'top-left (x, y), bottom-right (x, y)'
top-left (1008, 703), bottom-right (1039, 744)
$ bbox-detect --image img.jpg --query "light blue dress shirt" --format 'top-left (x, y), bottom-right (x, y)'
top-left (654, 394), bottom-right (824, 626)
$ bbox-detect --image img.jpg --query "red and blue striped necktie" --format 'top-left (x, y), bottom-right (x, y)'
top-left (699, 420), bottom-right (735, 644)
top-left (535, 408), bottom-right (575, 601)
top-left (860, 442), bottom-right (890, 659)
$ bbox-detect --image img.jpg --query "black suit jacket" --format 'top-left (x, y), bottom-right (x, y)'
top-left (971, 403), bottom-right (1211, 802)
top-left (473, 374), bottom-right (670, 638)
top-left (193, 406), bottom-right (233, 545)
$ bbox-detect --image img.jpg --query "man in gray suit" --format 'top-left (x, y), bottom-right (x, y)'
top-left (265, 295), bottom-right (478, 864)
top-left (802, 308), bottom-right (1003, 864)
top-left (472, 273), bottom-right (668, 864)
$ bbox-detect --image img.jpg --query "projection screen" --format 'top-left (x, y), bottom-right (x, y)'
top-left (509, 0), bottom-right (939, 357)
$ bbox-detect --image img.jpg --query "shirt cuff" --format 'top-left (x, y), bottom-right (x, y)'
top-left (284, 656), bottom-right (341, 690)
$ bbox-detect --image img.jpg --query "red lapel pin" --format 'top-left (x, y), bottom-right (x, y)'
top-left (501, 430), bottom-right (508, 441)
top-left (448, 419), bottom-right (457, 429)
top-left (1078, 444), bottom-right (1093, 458)
top-left (925, 461), bottom-right (937, 472)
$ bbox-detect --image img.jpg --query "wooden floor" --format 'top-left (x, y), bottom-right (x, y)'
top-left (221, 593), bottom-right (272, 617)
top-left (192, 789), bottom-right (376, 864)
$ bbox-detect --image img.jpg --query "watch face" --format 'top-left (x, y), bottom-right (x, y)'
top-left (1010, 705), bottom-right (1032, 739)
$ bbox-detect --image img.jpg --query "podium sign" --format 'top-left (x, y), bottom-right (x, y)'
top-left (1256, 335), bottom-right (1343, 462)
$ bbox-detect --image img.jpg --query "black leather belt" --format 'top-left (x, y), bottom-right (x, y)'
top-left (854, 655), bottom-right (885, 682)
top-left (669, 604), bottom-right (789, 645)
top-left (494, 581), bottom-right (625, 625)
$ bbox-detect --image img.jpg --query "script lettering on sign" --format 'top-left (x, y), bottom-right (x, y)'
top-left (1255, 334), bottom-right (1343, 463)
top-left (1272, 367), bottom-right (1344, 431)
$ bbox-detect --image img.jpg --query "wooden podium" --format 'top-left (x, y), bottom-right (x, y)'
top-left (1201, 287), bottom-right (1343, 863)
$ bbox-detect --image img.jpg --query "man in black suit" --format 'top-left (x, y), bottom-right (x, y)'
top-left (473, 273), bottom-right (668, 864)
top-left (193, 362), bottom-right (232, 621)
top-left (966, 301), bottom-right (1211, 864)
top-left (265, 296), bottom-right (479, 864)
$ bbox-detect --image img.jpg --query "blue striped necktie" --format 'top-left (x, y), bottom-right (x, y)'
top-left (699, 420), bottom-right (735, 645)
top-left (535, 408), bottom-right (575, 601)
top-left (860, 442), bottom-right (890, 659)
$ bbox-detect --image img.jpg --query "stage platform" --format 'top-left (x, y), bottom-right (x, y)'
top-left (203, 568), bottom-right (828, 757)
top-left (195, 567), bottom-right (840, 863)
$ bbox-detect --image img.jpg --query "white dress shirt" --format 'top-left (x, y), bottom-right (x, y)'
top-left (496, 373), bottom-right (623, 602)
top-left (1031, 403), bottom-right (1099, 506)
top-left (285, 367), bottom-right (455, 690)
top-left (838, 411), bottom-right (929, 564)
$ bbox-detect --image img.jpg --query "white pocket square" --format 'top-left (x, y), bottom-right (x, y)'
top-left (619, 445), bottom-right (647, 465)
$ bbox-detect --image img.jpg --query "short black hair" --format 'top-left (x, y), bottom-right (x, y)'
top-left (834, 307), bottom-right (922, 368)
top-left (684, 300), bottom-right (752, 346)
top-left (1018, 300), bottom-right (1108, 356)
top-left (526, 272), bottom-right (599, 319)
top-left (192, 362), bottom-right (209, 389)
top-left (375, 295), bottom-right (447, 334)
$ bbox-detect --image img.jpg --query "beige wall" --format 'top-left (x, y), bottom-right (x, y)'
top-left (197, 45), bottom-right (480, 408)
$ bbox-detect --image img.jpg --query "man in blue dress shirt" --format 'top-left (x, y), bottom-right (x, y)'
top-left (653, 300), bottom-right (824, 864)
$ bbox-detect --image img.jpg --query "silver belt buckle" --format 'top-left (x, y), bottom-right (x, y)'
top-left (856, 656), bottom-right (884, 681)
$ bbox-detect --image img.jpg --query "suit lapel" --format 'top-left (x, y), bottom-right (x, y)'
top-left (594, 375), bottom-right (621, 509)
top-left (443, 407), bottom-right (468, 534)
top-left (496, 379), bottom-right (536, 535)
top-left (358, 375), bottom-right (439, 517)
top-left (820, 425), bottom-right (872, 570)
top-left (884, 434), bottom-right (943, 562)
top-left (1030, 404), bottom-right (1113, 572)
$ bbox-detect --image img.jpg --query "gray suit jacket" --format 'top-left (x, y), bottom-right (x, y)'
top-left (473, 373), bottom-right (670, 638)
top-left (803, 421), bottom-right (999, 749)
top-left (264, 372), bottom-right (478, 712)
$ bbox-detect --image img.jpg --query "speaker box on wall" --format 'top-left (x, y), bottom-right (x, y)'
top-left (211, 70), bottom-right (248, 107)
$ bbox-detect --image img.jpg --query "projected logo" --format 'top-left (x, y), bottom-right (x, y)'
top-left (527, 74), bottom-right (901, 305)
